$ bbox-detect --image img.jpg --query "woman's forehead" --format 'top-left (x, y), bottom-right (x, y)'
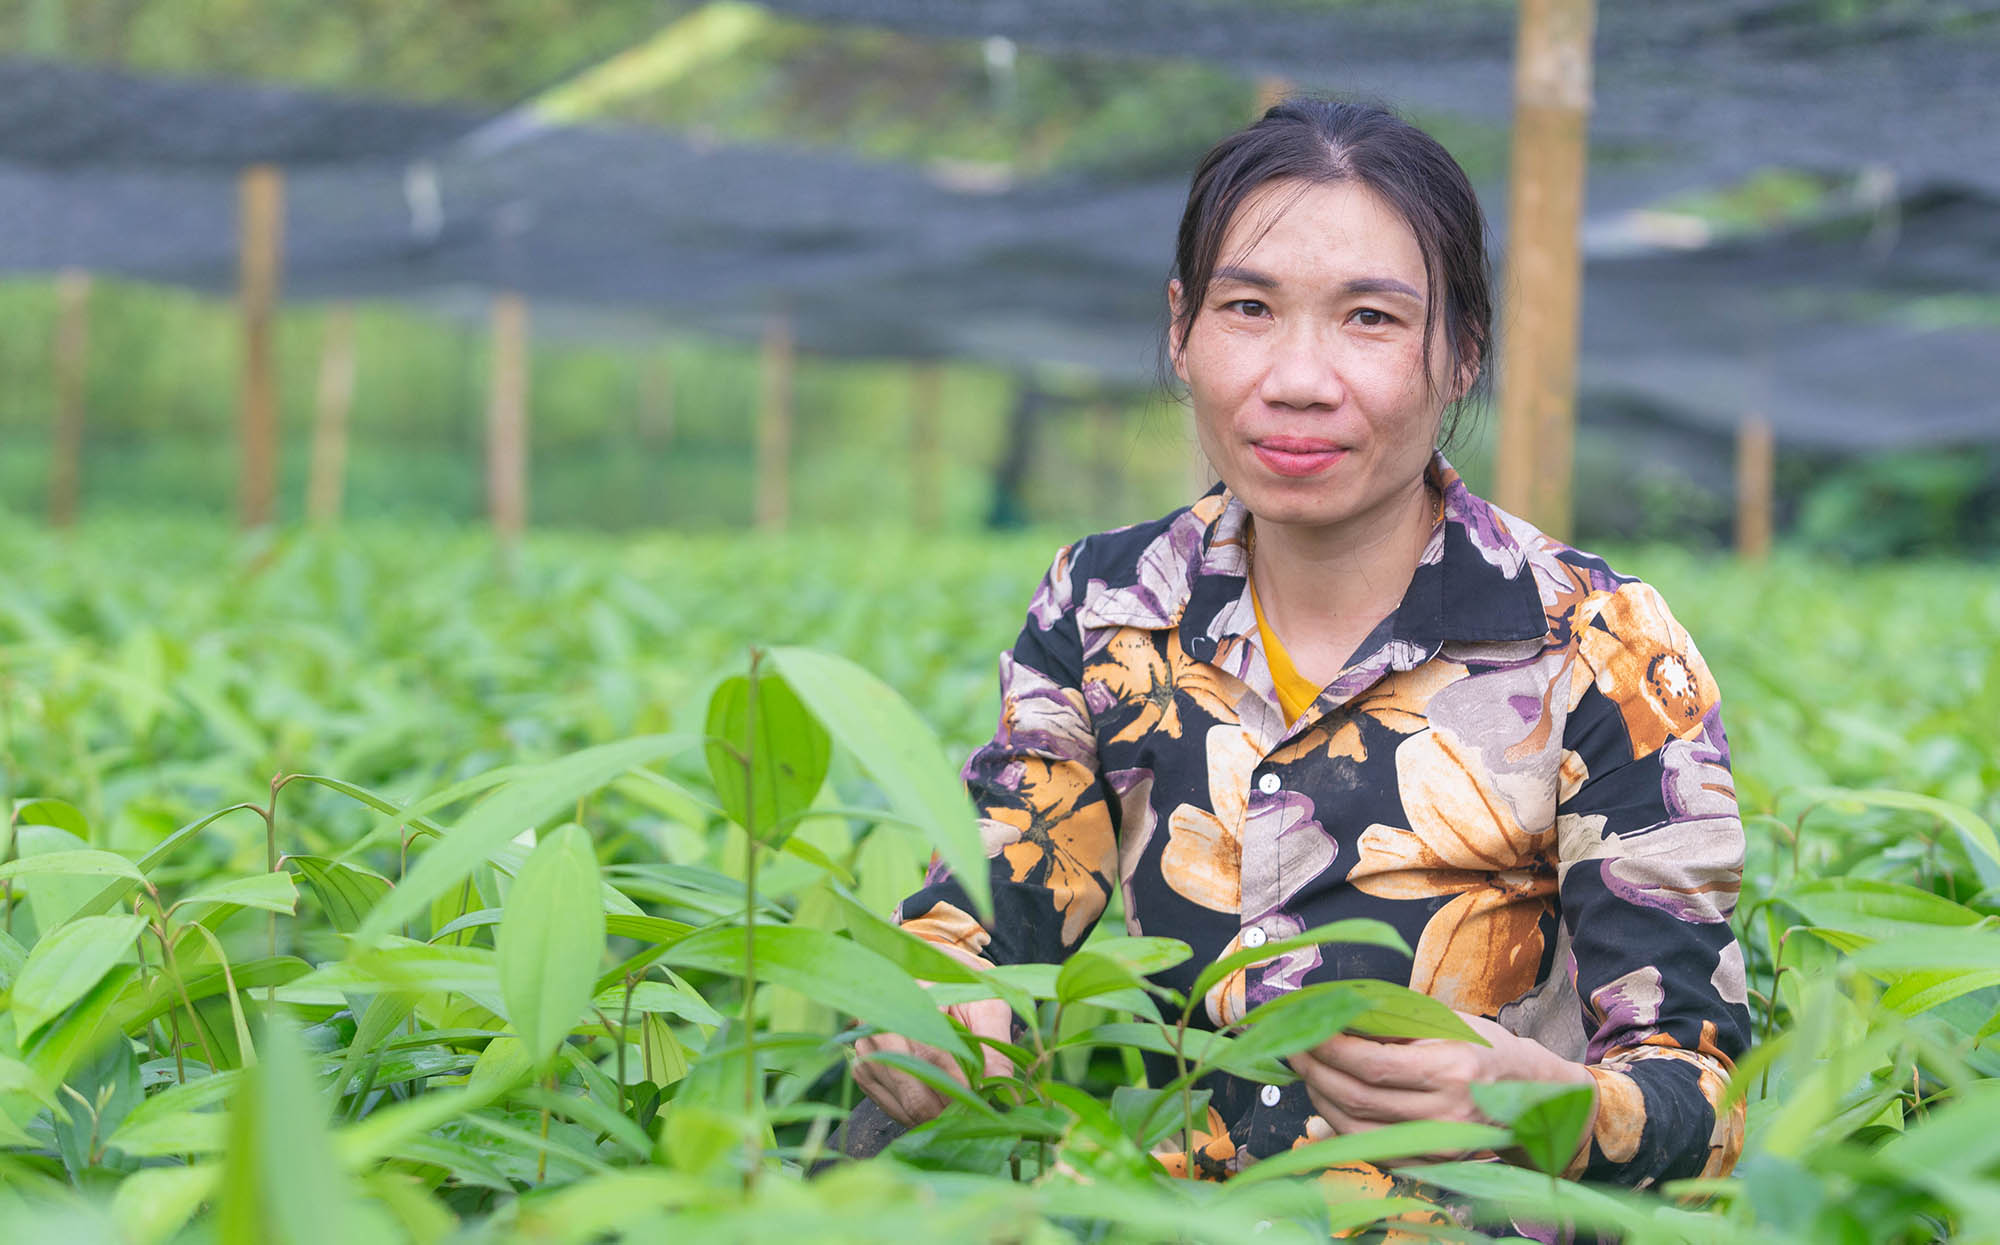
top-left (1217, 178), bottom-right (1427, 286)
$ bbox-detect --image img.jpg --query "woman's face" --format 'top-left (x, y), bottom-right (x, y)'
top-left (1171, 178), bottom-right (1458, 537)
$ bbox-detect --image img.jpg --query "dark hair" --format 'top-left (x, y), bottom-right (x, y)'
top-left (1168, 97), bottom-right (1493, 449)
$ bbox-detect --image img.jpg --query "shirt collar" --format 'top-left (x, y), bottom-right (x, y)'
top-left (1073, 452), bottom-right (1549, 659)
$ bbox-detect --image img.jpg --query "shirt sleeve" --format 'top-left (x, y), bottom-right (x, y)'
top-left (893, 545), bottom-right (1118, 966)
top-left (1554, 579), bottom-right (1752, 1188)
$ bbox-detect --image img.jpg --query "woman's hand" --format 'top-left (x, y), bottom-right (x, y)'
top-left (1287, 1012), bottom-right (1597, 1165)
top-left (852, 942), bottom-right (1015, 1128)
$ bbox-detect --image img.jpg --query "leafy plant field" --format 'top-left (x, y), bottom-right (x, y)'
top-left (1, 518), bottom-right (1996, 1243)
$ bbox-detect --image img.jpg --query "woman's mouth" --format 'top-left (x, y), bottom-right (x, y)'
top-left (1252, 438), bottom-right (1347, 478)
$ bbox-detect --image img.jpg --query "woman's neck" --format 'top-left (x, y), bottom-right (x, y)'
top-left (1249, 474), bottom-right (1436, 685)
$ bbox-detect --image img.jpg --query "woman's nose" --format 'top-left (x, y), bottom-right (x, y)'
top-left (1256, 322), bottom-right (1346, 410)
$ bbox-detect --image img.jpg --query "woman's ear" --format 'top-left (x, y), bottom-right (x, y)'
top-left (1166, 278), bottom-right (1190, 384)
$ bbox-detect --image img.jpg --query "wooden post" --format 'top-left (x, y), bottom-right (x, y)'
top-left (306, 304), bottom-right (356, 525)
top-left (754, 309), bottom-right (793, 532)
top-left (909, 363), bottom-right (943, 529)
top-left (1093, 400), bottom-right (1125, 524)
top-left (639, 351), bottom-right (675, 448)
top-left (238, 164), bottom-right (285, 529)
top-left (1491, 0), bottom-right (1597, 538)
top-left (486, 292), bottom-right (530, 543)
top-left (47, 269), bottom-right (90, 528)
top-left (1735, 414), bottom-right (1774, 560)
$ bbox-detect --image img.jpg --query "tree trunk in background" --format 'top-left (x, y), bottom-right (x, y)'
top-left (1493, 0), bottom-right (1596, 540)
top-left (639, 350), bottom-right (675, 449)
top-left (238, 164), bottom-right (285, 529)
top-left (1255, 76), bottom-right (1294, 114)
top-left (1092, 400), bottom-right (1125, 525)
top-left (307, 303), bottom-right (356, 525)
top-left (755, 309), bottom-right (793, 532)
top-left (486, 292), bottom-right (530, 545)
top-left (986, 379), bottom-right (1047, 530)
top-left (1736, 414), bottom-right (1775, 560)
top-left (909, 363), bottom-right (943, 530)
top-left (48, 269), bottom-right (90, 528)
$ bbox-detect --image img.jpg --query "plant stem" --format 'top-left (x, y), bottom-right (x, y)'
top-left (740, 649), bottom-right (764, 1191)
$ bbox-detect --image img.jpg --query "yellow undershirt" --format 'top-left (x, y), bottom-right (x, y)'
top-left (1250, 580), bottom-right (1321, 725)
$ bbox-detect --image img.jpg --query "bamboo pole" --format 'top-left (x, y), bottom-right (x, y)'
top-left (909, 363), bottom-right (943, 530)
top-left (754, 309), bottom-right (793, 532)
top-left (47, 269), bottom-right (90, 528)
top-left (1735, 414), bottom-right (1775, 560)
top-left (306, 304), bottom-right (356, 525)
top-left (639, 351), bottom-right (675, 448)
top-left (1492, 0), bottom-right (1597, 539)
top-left (486, 292), bottom-right (530, 544)
top-left (238, 165), bottom-right (285, 528)
top-left (1093, 400), bottom-right (1125, 524)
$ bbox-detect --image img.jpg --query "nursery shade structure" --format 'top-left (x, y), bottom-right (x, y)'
top-left (0, 48), bottom-right (1996, 459)
top-left (746, 0), bottom-right (2000, 204)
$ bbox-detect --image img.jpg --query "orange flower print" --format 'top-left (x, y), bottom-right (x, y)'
top-left (1083, 628), bottom-right (1234, 745)
top-left (1349, 726), bottom-right (1557, 1016)
top-left (1270, 660), bottom-right (1459, 768)
top-left (1154, 1105), bottom-right (1238, 1181)
top-left (1162, 725), bottom-right (1259, 914)
top-left (983, 758), bottom-right (1112, 948)
top-left (1578, 582), bottom-right (1720, 757)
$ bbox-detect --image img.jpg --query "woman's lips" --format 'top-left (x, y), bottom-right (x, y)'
top-left (1252, 439), bottom-right (1347, 478)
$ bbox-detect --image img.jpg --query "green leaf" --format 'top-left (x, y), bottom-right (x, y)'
top-left (769, 646), bottom-right (990, 920)
top-left (592, 980), bottom-right (724, 1028)
top-left (285, 855), bottom-right (392, 933)
top-left (175, 872), bottom-right (298, 916)
top-left (1799, 786), bottom-right (2000, 889)
top-left (355, 734), bottom-right (687, 944)
top-left (665, 924), bottom-right (967, 1059)
top-left (638, 1012), bottom-right (690, 1086)
top-left (1472, 1080), bottom-right (1596, 1176)
top-left (1847, 929), bottom-right (2000, 974)
top-left (1109, 1085), bottom-right (1212, 1149)
top-left (1187, 919), bottom-right (1410, 1008)
top-left (830, 885), bottom-right (984, 984)
top-left (1210, 982), bottom-right (1370, 1076)
top-left (0, 929), bottom-right (26, 991)
top-left (72, 804), bottom-right (265, 922)
top-left (704, 669), bottom-right (830, 846)
top-left (1781, 877), bottom-right (1983, 939)
top-left (1228, 1119), bottom-right (1512, 1185)
top-left (1342, 978), bottom-right (1487, 1044)
top-left (12, 797), bottom-right (91, 838)
top-left (0, 849), bottom-right (146, 883)
top-left (13, 913), bottom-right (146, 1038)
top-left (218, 1016), bottom-right (387, 1243)
top-left (497, 825), bottom-right (606, 1072)
top-left (1056, 936), bottom-right (1191, 1005)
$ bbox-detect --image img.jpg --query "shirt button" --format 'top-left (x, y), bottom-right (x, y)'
top-left (1259, 1084), bottom-right (1283, 1108)
top-left (1256, 773), bottom-right (1281, 795)
top-left (1240, 927), bottom-right (1267, 948)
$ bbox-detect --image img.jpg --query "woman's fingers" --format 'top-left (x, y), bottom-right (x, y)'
top-left (951, 997), bottom-right (1017, 1081)
top-left (854, 1033), bottom-right (950, 1127)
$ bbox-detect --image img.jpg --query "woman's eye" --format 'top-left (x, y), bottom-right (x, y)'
top-left (1351, 308), bottom-right (1394, 327)
top-left (1224, 299), bottom-right (1270, 319)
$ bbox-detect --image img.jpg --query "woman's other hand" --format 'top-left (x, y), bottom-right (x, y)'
top-left (1288, 1011), bottom-right (1597, 1164)
top-left (851, 942), bottom-right (1015, 1128)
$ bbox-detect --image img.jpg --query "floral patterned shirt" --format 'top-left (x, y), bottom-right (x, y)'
top-left (896, 454), bottom-right (1750, 1189)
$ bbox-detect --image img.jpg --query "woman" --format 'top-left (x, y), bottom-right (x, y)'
top-left (855, 98), bottom-right (1749, 1193)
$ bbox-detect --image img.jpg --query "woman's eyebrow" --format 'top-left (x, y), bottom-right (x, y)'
top-left (1211, 264), bottom-right (1279, 289)
top-left (1343, 277), bottom-right (1425, 301)
top-left (1211, 266), bottom-right (1424, 303)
